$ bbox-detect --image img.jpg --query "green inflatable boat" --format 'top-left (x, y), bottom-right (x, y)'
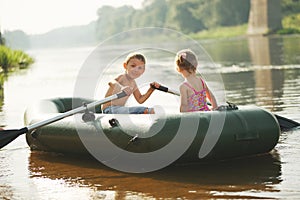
top-left (24, 97), bottom-right (280, 172)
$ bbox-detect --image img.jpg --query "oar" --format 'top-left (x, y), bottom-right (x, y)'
top-left (0, 91), bottom-right (127, 149)
top-left (152, 85), bottom-right (180, 96)
top-left (153, 84), bottom-right (300, 131)
top-left (274, 114), bottom-right (300, 131)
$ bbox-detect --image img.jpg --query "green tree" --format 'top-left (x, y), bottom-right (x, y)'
top-left (165, 0), bottom-right (205, 33)
top-left (133, 0), bottom-right (168, 27)
top-left (94, 0), bottom-right (274, 38)
top-left (96, 6), bottom-right (136, 40)
top-left (190, 0), bottom-right (250, 29)
top-left (0, 30), bottom-right (4, 45)
top-left (281, 0), bottom-right (300, 15)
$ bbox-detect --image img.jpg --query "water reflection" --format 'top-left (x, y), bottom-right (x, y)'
top-left (28, 151), bottom-right (281, 199)
top-left (0, 152), bottom-right (14, 200)
top-left (254, 67), bottom-right (285, 112)
top-left (201, 38), bottom-right (251, 67)
top-left (0, 73), bottom-right (5, 127)
top-left (221, 65), bottom-right (300, 114)
top-left (247, 36), bottom-right (293, 112)
top-left (202, 35), bottom-right (300, 66)
top-left (201, 36), bottom-right (300, 115)
top-left (248, 36), bottom-right (284, 66)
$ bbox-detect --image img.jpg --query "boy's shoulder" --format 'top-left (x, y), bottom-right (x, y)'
top-left (116, 74), bottom-right (137, 84)
top-left (115, 74), bottom-right (124, 81)
top-left (108, 74), bottom-right (123, 86)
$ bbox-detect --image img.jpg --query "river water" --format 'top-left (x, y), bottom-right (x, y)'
top-left (1, 34), bottom-right (300, 199)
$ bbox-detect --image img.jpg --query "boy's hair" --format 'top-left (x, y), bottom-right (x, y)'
top-left (125, 52), bottom-right (146, 64)
top-left (175, 49), bottom-right (198, 73)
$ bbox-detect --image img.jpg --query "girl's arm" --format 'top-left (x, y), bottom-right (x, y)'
top-left (133, 82), bottom-right (160, 104)
top-left (179, 84), bottom-right (189, 112)
top-left (205, 84), bottom-right (218, 110)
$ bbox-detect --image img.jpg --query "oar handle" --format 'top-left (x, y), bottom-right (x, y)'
top-left (151, 85), bottom-right (180, 96)
top-left (152, 85), bottom-right (168, 92)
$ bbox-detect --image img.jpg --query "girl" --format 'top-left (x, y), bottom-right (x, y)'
top-left (175, 49), bottom-right (218, 112)
top-left (102, 52), bottom-right (160, 114)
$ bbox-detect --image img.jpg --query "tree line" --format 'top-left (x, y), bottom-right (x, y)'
top-left (95, 0), bottom-right (300, 40)
top-left (95, 0), bottom-right (251, 40)
top-left (2, 0), bottom-right (299, 49)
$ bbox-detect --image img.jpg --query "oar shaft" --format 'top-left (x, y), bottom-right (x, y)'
top-left (27, 106), bottom-right (84, 131)
top-left (166, 88), bottom-right (180, 96)
top-left (154, 85), bottom-right (180, 96)
top-left (27, 91), bottom-right (126, 131)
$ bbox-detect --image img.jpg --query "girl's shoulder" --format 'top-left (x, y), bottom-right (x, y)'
top-left (179, 82), bottom-right (189, 91)
top-left (196, 76), bottom-right (207, 87)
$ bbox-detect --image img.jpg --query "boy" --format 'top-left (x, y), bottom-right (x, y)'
top-left (102, 52), bottom-right (160, 114)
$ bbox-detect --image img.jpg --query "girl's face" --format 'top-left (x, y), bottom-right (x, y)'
top-left (123, 58), bottom-right (145, 79)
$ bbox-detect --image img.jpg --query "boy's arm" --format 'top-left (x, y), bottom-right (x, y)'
top-left (104, 80), bottom-right (122, 97)
top-left (107, 75), bottom-right (132, 96)
top-left (133, 82), bottom-right (159, 104)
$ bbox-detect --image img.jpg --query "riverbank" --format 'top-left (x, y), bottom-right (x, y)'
top-left (190, 25), bottom-right (248, 40)
top-left (190, 14), bottom-right (300, 40)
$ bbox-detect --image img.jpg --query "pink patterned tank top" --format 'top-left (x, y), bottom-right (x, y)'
top-left (184, 78), bottom-right (210, 112)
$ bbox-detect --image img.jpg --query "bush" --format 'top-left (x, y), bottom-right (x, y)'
top-left (277, 28), bottom-right (300, 34)
top-left (0, 46), bottom-right (11, 71)
top-left (280, 13), bottom-right (300, 34)
top-left (0, 45), bottom-right (34, 72)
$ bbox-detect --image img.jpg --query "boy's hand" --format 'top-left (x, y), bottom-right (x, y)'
top-left (150, 82), bottom-right (160, 89)
top-left (121, 86), bottom-right (133, 96)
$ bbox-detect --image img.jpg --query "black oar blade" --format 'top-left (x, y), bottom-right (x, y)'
top-left (0, 127), bottom-right (28, 149)
top-left (275, 114), bottom-right (300, 131)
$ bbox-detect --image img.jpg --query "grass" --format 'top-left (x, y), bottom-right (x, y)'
top-left (190, 24), bottom-right (248, 40)
top-left (0, 45), bottom-right (34, 72)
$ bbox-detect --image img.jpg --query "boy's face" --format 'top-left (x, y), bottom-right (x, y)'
top-left (123, 58), bottom-right (145, 79)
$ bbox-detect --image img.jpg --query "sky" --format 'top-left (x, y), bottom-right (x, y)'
top-left (0, 0), bottom-right (143, 34)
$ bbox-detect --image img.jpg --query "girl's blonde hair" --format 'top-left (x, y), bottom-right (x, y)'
top-left (175, 49), bottom-right (198, 73)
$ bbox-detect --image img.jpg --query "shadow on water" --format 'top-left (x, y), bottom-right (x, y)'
top-left (28, 150), bottom-right (282, 199)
